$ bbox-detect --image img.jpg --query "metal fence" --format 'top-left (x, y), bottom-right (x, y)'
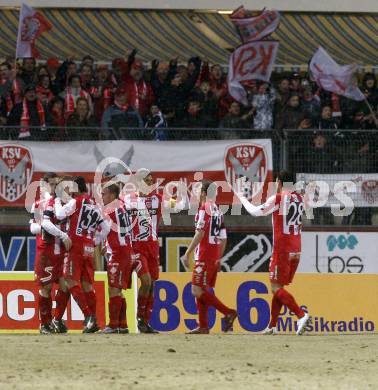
top-left (0, 126), bottom-right (377, 226)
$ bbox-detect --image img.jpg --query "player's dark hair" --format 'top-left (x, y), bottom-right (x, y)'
top-left (42, 172), bottom-right (57, 182)
top-left (276, 170), bottom-right (295, 184)
top-left (74, 176), bottom-right (87, 193)
top-left (105, 183), bottom-right (120, 198)
top-left (201, 179), bottom-right (217, 199)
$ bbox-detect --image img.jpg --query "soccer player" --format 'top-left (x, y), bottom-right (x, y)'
top-left (55, 176), bottom-right (110, 333)
top-left (235, 171), bottom-right (310, 335)
top-left (30, 172), bottom-right (72, 334)
top-left (101, 182), bottom-right (134, 334)
top-left (181, 180), bottom-right (237, 334)
top-left (124, 169), bottom-right (186, 333)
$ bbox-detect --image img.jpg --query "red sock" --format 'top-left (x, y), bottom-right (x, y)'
top-left (144, 294), bottom-right (154, 324)
top-left (137, 295), bottom-right (148, 320)
top-left (38, 294), bottom-right (52, 326)
top-left (108, 296), bottom-right (122, 329)
top-left (200, 290), bottom-right (233, 316)
top-left (275, 288), bottom-right (305, 319)
top-left (54, 289), bottom-right (70, 320)
top-left (47, 296), bottom-right (53, 323)
top-left (69, 286), bottom-right (91, 317)
top-left (197, 297), bottom-right (208, 329)
top-left (84, 291), bottom-right (97, 316)
top-left (269, 292), bottom-right (283, 328)
top-left (119, 297), bottom-right (128, 329)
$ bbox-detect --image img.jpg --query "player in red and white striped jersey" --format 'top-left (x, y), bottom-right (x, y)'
top-left (124, 169), bottom-right (186, 333)
top-left (235, 171), bottom-right (310, 335)
top-left (54, 176), bottom-right (110, 333)
top-left (182, 180), bottom-right (237, 334)
top-left (29, 172), bottom-right (72, 334)
top-left (100, 183), bottom-right (134, 334)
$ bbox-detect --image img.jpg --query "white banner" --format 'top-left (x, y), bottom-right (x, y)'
top-left (297, 173), bottom-right (378, 207)
top-left (228, 41), bottom-right (279, 105)
top-left (0, 139), bottom-right (273, 206)
top-left (298, 232), bottom-right (378, 274)
top-left (310, 47), bottom-right (365, 101)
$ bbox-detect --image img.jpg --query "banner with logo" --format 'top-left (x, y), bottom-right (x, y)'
top-left (230, 7), bottom-right (281, 43)
top-left (228, 41), bottom-right (279, 105)
top-left (0, 272), bottom-right (137, 332)
top-left (0, 228), bottom-right (273, 273)
top-left (0, 140), bottom-right (273, 207)
top-left (299, 232), bottom-right (378, 274)
top-left (149, 273), bottom-right (377, 334)
top-left (297, 173), bottom-right (378, 207)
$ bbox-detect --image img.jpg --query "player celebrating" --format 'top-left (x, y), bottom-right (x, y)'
top-left (30, 172), bottom-right (72, 334)
top-left (101, 182), bottom-right (134, 334)
top-left (235, 171), bottom-right (310, 335)
top-left (124, 169), bottom-right (186, 333)
top-left (55, 176), bottom-right (110, 333)
top-left (181, 180), bottom-right (237, 334)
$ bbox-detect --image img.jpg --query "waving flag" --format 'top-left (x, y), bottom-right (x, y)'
top-left (230, 6), bottom-right (280, 43)
top-left (310, 47), bottom-right (365, 101)
top-left (228, 41), bottom-right (279, 105)
top-left (16, 4), bottom-right (52, 58)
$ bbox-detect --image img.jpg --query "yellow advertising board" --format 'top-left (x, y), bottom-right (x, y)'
top-left (149, 273), bottom-right (378, 334)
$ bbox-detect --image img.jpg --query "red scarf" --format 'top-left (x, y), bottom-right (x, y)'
top-left (19, 98), bottom-right (46, 138)
top-left (133, 80), bottom-right (147, 110)
top-left (114, 100), bottom-right (129, 111)
top-left (36, 86), bottom-right (53, 103)
top-left (65, 87), bottom-right (89, 118)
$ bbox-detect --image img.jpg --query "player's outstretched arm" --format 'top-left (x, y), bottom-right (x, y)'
top-left (94, 219), bottom-right (111, 246)
top-left (41, 217), bottom-right (72, 251)
top-left (54, 197), bottom-right (77, 220)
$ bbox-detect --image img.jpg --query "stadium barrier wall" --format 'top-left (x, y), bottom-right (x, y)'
top-left (1, 272), bottom-right (377, 334)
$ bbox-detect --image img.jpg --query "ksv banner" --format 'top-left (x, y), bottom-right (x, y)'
top-left (299, 232), bottom-right (378, 274)
top-left (296, 173), bottom-right (378, 207)
top-left (149, 273), bottom-right (377, 334)
top-left (0, 140), bottom-right (273, 207)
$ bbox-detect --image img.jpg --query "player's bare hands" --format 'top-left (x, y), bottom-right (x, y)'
top-left (181, 253), bottom-right (190, 269)
top-left (63, 236), bottom-right (72, 252)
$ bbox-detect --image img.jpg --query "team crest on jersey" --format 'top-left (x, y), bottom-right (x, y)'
top-left (0, 144), bottom-right (33, 202)
top-left (224, 143), bottom-right (268, 201)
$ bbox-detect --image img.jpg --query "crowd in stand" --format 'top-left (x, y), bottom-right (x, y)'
top-left (0, 51), bottom-right (377, 141)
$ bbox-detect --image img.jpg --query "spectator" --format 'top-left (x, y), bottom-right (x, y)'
top-left (318, 105), bottom-right (338, 130)
top-left (276, 93), bottom-right (305, 130)
top-left (220, 102), bottom-right (251, 129)
top-left (302, 86), bottom-right (321, 123)
top-left (55, 60), bottom-right (78, 93)
top-left (81, 55), bottom-right (95, 69)
top-left (80, 64), bottom-right (94, 92)
top-left (46, 96), bottom-right (66, 127)
top-left (8, 84), bottom-right (47, 139)
top-left (290, 73), bottom-right (302, 95)
top-left (67, 97), bottom-right (98, 139)
top-left (191, 81), bottom-right (219, 127)
top-left (101, 86), bottom-right (143, 137)
top-left (92, 64), bottom-right (113, 122)
top-left (36, 75), bottom-right (54, 105)
top-left (180, 100), bottom-right (211, 128)
top-left (252, 83), bottom-right (275, 130)
top-left (145, 104), bottom-right (167, 140)
top-left (361, 73), bottom-right (378, 111)
top-left (0, 62), bottom-right (23, 116)
top-left (46, 58), bottom-right (60, 80)
top-left (18, 58), bottom-right (36, 86)
top-left (275, 77), bottom-right (291, 113)
top-left (124, 59), bottom-right (154, 119)
top-left (151, 60), bottom-right (175, 102)
top-left (60, 74), bottom-right (92, 118)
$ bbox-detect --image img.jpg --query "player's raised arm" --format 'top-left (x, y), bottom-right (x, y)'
top-left (54, 197), bottom-right (77, 220)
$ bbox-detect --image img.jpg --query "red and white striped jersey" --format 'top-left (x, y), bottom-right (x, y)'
top-left (124, 192), bottom-right (162, 242)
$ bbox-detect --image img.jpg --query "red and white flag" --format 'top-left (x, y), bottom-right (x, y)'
top-left (228, 41), bottom-right (279, 105)
top-left (310, 47), bottom-right (365, 101)
top-left (230, 6), bottom-right (280, 43)
top-left (16, 4), bottom-right (52, 58)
